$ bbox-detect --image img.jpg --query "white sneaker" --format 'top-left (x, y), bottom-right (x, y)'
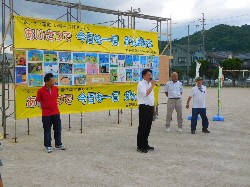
top-left (177, 127), bottom-right (182, 132)
top-left (46, 147), bottom-right (53, 153)
top-left (166, 127), bottom-right (170, 132)
top-left (55, 144), bottom-right (66, 150)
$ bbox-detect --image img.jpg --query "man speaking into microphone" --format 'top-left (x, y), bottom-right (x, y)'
top-left (137, 69), bottom-right (156, 153)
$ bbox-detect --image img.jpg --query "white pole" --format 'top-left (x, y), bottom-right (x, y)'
top-left (195, 61), bottom-right (201, 78)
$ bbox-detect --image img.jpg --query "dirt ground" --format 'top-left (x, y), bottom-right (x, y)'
top-left (0, 86), bottom-right (250, 187)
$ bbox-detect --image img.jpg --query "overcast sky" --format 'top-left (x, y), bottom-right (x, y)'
top-left (1, 0), bottom-right (250, 51)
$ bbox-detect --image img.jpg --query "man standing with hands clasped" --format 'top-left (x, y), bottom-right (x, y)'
top-left (137, 69), bottom-right (156, 153)
top-left (165, 72), bottom-right (183, 132)
top-left (36, 73), bottom-right (66, 153)
top-left (186, 76), bottom-right (210, 134)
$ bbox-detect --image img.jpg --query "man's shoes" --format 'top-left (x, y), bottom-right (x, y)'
top-left (202, 128), bottom-right (210, 133)
top-left (146, 145), bottom-right (154, 151)
top-left (177, 127), bottom-right (182, 132)
top-left (191, 130), bottom-right (195, 134)
top-left (137, 147), bottom-right (148, 153)
top-left (46, 147), bottom-right (53, 153)
top-left (166, 127), bottom-right (170, 132)
top-left (55, 144), bottom-right (66, 150)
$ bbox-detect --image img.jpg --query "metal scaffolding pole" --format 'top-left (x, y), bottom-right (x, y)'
top-left (159, 20), bottom-right (162, 50)
top-left (1, 0), bottom-right (7, 138)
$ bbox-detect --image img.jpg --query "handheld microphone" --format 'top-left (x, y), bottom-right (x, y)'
top-left (149, 78), bottom-right (158, 86)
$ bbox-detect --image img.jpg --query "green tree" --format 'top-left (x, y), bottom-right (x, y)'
top-left (188, 61), bottom-right (196, 78)
top-left (220, 58), bottom-right (243, 86)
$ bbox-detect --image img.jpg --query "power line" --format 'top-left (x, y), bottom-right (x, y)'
top-left (172, 13), bottom-right (250, 30)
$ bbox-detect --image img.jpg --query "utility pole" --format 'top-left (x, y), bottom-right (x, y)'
top-left (201, 13), bottom-right (205, 47)
top-left (2, 0), bottom-right (6, 138)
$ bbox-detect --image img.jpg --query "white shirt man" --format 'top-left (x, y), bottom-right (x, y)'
top-left (186, 76), bottom-right (210, 134)
top-left (137, 69), bottom-right (156, 153)
top-left (165, 81), bottom-right (183, 99)
top-left (138, 79), bottom-right (154, 106)
top-left (165, 72), bottom-right (183, 132)
top-left (190, 85), bottom-right (206, 108)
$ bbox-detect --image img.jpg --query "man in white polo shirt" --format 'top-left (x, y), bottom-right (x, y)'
top-left (165, 72), bottom-right (183, 132)
top-left (137, 69), bottom-right (156, 153)
top-left (186, 76), bottom-right (210, 134)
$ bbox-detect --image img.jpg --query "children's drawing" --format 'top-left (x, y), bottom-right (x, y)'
top-left (73, 63), bottom-right (86, 74)
top-left (110, 69), bottom-right (118, 82)
top-left (86, 53), bottom-right (98, 63)
top-left (28, 63), bottom-right (43, 74)
top-left (98, 53), bottom-right (110, 74)
top-left (28, 50), bottom-right (43, 62)
top-left (44, 63), bottom-right (59, 75)
top-left (132, 69), bottom-right (140, 82)
top-left (125, 55), bottom-right (133, 68)
top-left (126, 69), bottom-right (133, 82)
top-left (99, 63), bottom-right (109, 74)
top-left (28, 74), bottom-right (43, 87)
top-left (110, 54), bottom-right (118, 68)
top-left (140, 56), bottom-right (147, 68)
top-left (59, 52), bottom-right (71, 62)
top-left (15, 67), bottom-right (26, 83)
top-left (44, 51), bottom-right (58, 62)
top-left (74, 74), bottom-right (86, 85)
top-left (117, 68), bottom-right (126, 82)
top-left (59, 75), bottom-right (72, 86)
top-left (147, 56), bottom-right (154, 68)
top-left (99, 54), bottom-right (109, 63)
top-left (73, 52), bottom-right (86, 63)
top-left (118, 55), bottom-right (125, 67)
top-left (153, 56), bottom-right (160, 68)
top-left (59, 63), bottom-right (72, 74)
top-left (153, 69), bottom-right (160, 80)
top-left (15, 50), bottom-right (26, 66)
top-left (86, 63), bottom-right (98, 74)
top-left (133, 55), bottom-right (140, 68)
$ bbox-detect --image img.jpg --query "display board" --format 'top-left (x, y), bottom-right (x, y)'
top-left (15, 49), bottom-right (160, 86)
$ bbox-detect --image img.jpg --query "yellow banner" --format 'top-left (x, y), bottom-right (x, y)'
top-left (14, 16), bottom-right (159, 55)
top-left (16, 84), bottom-right (160, 119)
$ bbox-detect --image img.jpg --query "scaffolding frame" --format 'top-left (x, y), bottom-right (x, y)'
top-left (1, 0), bottom-right (172, 142)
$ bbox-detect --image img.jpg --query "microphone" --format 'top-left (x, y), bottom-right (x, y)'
top-left (149, 78), bottom-right (158, 86)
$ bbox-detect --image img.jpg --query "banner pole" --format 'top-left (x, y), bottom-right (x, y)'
top-left (80, 113), bottom-right (83, 133)
top-left (27, 118), bottom-right (30, 135)
top-left (118, 109), bottom-right (120, 124)
top-left (130, 108), bottom-right (132, 126)
top-left (217, 73), bottom-right (220, 116)
top-left (68, 114), bottom-right (71, 130)
top-left (213, 66), bottom-right (224, 121)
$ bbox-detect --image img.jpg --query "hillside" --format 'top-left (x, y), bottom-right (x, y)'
top-left (172, 24), bottom-right (250, 53)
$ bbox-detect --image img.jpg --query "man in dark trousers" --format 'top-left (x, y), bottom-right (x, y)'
top-left (186, 76), bottom-right (210, 134)
top-left (137, 69), bottom-right (156, 153)
top-left (36, 73), bottom-right (66, 153)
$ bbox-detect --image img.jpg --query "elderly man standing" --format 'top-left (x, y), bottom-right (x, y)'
top-left (165, 72), bottom-right (183, 132)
